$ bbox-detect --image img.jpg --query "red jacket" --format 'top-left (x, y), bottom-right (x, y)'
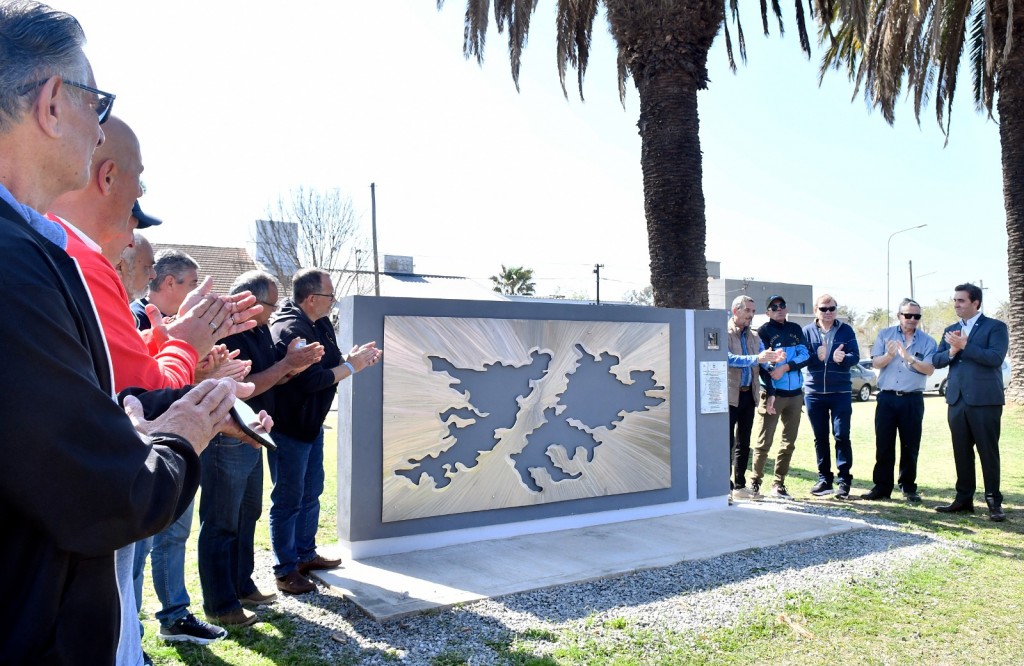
top-left (51, 215), bottom-right (198, 390)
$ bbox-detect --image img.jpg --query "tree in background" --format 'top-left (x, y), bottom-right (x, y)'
top-left (491, 265), bottom-right (537, 295)
top-left (437, 1), bottom-right (849, 309)
top-left (254, 186), bottom-right (369, 296)
top-left (818, 3), bottom-right (1024, 402)
top-left (624, 285), bottom-right (654, 306)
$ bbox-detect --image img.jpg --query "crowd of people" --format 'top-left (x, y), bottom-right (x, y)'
top-left (727, 286), bottom-right (1009, 522)
top-left (0, 2), bottom-right (381, 663)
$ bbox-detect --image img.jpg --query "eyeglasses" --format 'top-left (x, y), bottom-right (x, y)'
top-left (818, 306), bottom-right (837, 313)
top-left (768, 301), bottom-right (787, 311)
top-left (258, 300), bottom-right (279, 312)
top-left (16, 77), bottom-right (116, 124)
top-left (900, 313), bottom-right (922, 320)
top-left (313, 292), bottom-right (337, 301)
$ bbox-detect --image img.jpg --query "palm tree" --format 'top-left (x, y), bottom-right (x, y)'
top-left (818, 2), bottom-right (1024, 402)
top-left (437, 1), bottom-right (829, 309)
top-left (491, 264), bottom-right (537, 295)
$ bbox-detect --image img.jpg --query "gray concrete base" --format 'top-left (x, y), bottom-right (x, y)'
top-left (315, 502), bottom-right (866, 622)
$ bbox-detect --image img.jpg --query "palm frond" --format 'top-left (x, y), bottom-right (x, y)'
top-left (555, 0), bottom-right (597, 99)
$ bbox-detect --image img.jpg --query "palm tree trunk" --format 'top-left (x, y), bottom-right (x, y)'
top-left (999, 15), bottom-right (1024, 404)
top-left (607, 3), bottom-right (722, 310)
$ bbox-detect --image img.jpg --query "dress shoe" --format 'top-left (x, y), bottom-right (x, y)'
top-left (986, 498), bottom-right (1006, 522)
top-left (206, 607), bottom-right (258, 627)
top-left (297, 554), bottom-right (342, 576)
top-left (275, 571), bottom-right (316, 595)
top-left (239, 589), bottom-right (277, 607)
top-left (903, 491), bottom-right (922, 504)
top-left (934, 500), bottom-right (975, 514)
top-left (860, 488), bottom-right (891, 501)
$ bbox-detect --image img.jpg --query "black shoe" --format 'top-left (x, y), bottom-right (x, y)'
top-left (143, 653), bottom-right (154, 666)
top-left (903, 491), bottom-right (922, 503)
top-left (986, 497), bottom-right (1006, 522)
top-left (935, 500), bottom-right (975, 514)
top-left (835, 481), bottom-right (851, 500)
top-left (860, 488), bottom-right (891, 501)
top-left (158, 612), bottom-right (228, 644)
top-left (810, 480), bottom-right (834, 496)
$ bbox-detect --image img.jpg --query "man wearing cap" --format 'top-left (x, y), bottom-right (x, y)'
top-left (861, 298), bottom-right (936, 503)
top-left (748, 294), bottom-right (811, 498)
top-left (727, 295), bottom-right (784, 499)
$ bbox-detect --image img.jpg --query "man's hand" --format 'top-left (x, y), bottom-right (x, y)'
top-left (770, 364), bottom-right (789, 381)
top-left (347, 341), bottom-right (382, 373)
top-left (220, 407), bottom-right (274, 450)
top-left (757, 347), bottom-right (786, 364)
top-left (885, 340), bottom-right (902, 357)
top-left (817, 344), bottom-right (828, 362)
top-left (945, 329), bottom-right (967, 355)
top-left (283, 337), bottom-right (325, 372)
top-left (765, 395), bottom-right (776, 415)
top-left (832, 343), bottom-right (847, 364)
top-left (123, 378), bottom-right (238, 455)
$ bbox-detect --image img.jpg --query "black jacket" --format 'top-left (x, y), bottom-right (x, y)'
top-left (0, 199), bottom-right (199, 665)
top-left (269, 300), bottom-right (344, 441)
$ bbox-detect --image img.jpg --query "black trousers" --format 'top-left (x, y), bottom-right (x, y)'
top-left (729, 388), bottom-right (755, 488)
top-left (871, 391), bottom-right (924, 494)
top-left (948, 400), bottom-right (1002, 504)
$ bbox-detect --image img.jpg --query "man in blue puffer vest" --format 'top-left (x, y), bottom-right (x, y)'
top-left (749, 295), bottom-right (810, 499)
top-left (803, 294), bottom-right (860, 499)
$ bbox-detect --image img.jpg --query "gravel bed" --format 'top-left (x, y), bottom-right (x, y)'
top-left (243, 502), bottom-right (959, 665)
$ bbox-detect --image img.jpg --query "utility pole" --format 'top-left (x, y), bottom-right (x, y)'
top-left (594, 263), bottom-right (604, 305)
top-left (370, 182), bottom-right (380, 296)
top-left (909, 260), bottom-right (913, 300)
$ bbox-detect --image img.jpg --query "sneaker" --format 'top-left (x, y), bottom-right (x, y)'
top-left (835, 482), bottom-right (851, 499)
top-left (732, 485), bottom-right (752, 499)
top-left (749, 480), bottom-right (761, 498)
top-left (903, 491), bottom-right (922, 503)
top-left (239, 589), bottom-right (277, 607)
top-left (810, 480), bottom-right (834, 496)
top-left (276, 570), bottom-right (316, 595)
top-left (206, 607), bottom-right (258, 627)
top-left (158, 612), bottom-right (228, 644)
top-left (771, 483), bottom-right (792, 499)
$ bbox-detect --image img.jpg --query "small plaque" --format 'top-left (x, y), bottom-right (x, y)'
top-left (699, 360), bottom-right (728, 414)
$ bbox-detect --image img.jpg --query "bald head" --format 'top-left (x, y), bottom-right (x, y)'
top-left (116, 231), bottom-right (155, 300)
top-left (49, 115), bottom-right (144, 264)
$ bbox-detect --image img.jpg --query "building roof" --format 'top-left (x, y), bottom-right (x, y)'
top-left (152, 243), bottom-right (259, 295)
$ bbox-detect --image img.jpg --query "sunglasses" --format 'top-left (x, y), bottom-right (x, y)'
top-left (16, 77), bottom-right (116, 124)
top-left (818, 306), bottom-right (837, 313)
top-left (900, 313), bottom-right (922, 320)
top-left (768, 301), bottom-right (787, 311)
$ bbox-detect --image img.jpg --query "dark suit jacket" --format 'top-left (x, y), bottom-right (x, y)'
top-left (0, 198), bottom-right (200, 665)
top-left (931, 314), bottom-right (1008, 406)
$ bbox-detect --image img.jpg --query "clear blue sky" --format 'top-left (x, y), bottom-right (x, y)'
top-left (56, 0), bottom-right (1007, 315)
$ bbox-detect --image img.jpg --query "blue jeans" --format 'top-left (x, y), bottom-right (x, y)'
top-left (198, 434), bottom-right (264, 615)
top-left (133, 499), bottom-right (194, 628)
top-left (804, 392), bottom-right (853, 485)
top-left (267, 428), bottom-right (325, 578)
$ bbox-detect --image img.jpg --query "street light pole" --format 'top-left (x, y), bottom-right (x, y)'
top-left (887, 224), bottom-right (927, 325)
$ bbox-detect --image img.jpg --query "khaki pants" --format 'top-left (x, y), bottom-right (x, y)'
top-left (751, 393), bottom-right (803, 485)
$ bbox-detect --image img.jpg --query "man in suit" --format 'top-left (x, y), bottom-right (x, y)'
top-left (931, 283), bottom-right (1009, 521)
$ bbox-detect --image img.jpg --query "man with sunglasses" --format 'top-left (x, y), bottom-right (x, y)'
top-left (861, 298), bottom-right (936, 503)
top-left (931, 283), bottom-right (1009, 521)
top-left (749, 295), bottom-right (811, 498)
top-left (803, 294), bottom-right (860, 498)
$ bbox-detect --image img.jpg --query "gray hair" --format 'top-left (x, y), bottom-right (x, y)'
top-left (149, 249), bottom-right (199, 292)
top-left (230, 270), bottom-right (279, 303)
top-left (731, 294), bottom-right (754, 312)
top-left (0, 1), bottom-right (88, 132)
top-left (292, 267), bottom-right (329, 303)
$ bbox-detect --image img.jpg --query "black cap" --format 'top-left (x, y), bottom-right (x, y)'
top-left (131, 201), bottom-right (162, 229)
top-left (766, 294), bottom-right (784, 308)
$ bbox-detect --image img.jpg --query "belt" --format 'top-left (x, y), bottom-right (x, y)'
top-left (880, 390), bottom-right (922, 397)
top-left (739, 386), bottom-right (752, 392)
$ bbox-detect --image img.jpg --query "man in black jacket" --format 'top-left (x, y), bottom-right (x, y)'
top-left (0, 3), bottom-right (250, 662)
top-left (268, 268), bottom-right (381, 594)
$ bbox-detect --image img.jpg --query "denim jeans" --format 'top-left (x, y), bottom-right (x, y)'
top-left (804, 391), bottom-right (853, 485)
top-left (197, 434), bottom-right (264, 615)
top-left (133, 499), bottom-right (195, 628)
top-left (267, 428), bottom-right (325, 578)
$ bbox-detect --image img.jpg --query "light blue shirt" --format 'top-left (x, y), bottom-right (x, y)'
top-left (871, 325), bottom-right (938, 392)
top-left (0, 182), bottom-right (67, 248)
top-left (960, 311), bottom-right (982, 338)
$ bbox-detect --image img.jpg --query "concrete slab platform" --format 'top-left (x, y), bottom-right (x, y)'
top-left (315, 503), bottom-right (866, 622)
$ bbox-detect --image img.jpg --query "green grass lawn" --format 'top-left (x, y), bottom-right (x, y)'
top-left (140, 399), bottom-right (1024, 665)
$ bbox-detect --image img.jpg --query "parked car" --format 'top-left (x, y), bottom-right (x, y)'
top-left (850, 363), bottom-right (877, 402)
top-left (924, 357), bottom-right (1012, 395)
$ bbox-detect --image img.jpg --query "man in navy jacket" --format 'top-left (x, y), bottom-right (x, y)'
top-left (931, 283), bottom-right (1009, 521)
